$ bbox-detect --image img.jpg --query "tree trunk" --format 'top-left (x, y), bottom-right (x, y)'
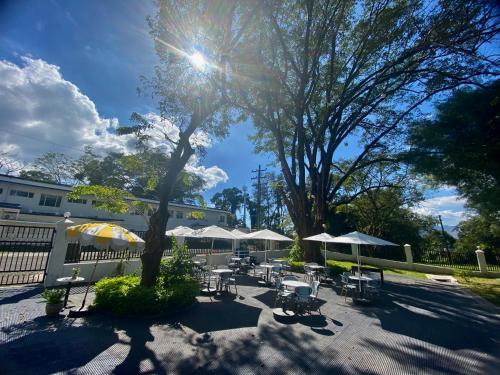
top-left (140, 210), bottom-right (168, 286)
top-left (139, 134), bottom-right (195, 287)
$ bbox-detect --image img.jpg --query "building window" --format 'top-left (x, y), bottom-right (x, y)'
top-left (0, 188), bottom-right (3, 194)
top-left (176, 211), bottom-right (183, 219)
top-left (67, 197), bottom-right (87, 204)
top-left (219, 215), bottom-right (225, 223)
top-left (39, 194), bottom-right (62, 207)
top-left (10, 189), bottom-right (34, 198)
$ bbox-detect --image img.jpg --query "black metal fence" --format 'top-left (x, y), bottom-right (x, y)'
top-left (413, 248), bottom-right (479, 271)
top-left (0, 224), bottom-right (55, 285)
top-left (484, 249), bottom-right (500, 272)
top-left (64, 243), bottom-right (233, 263)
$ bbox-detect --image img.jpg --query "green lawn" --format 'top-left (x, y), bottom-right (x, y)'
top-left (284, 259), bottom-right (428, 279)
top-left (455, 276), bottom-right (500, 307)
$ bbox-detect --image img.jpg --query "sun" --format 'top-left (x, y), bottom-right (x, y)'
top-left (189, 51), bottom-right (207, 70)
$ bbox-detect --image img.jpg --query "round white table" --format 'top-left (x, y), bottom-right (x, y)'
top-left (349, 275), bottom-right (373, 282)
top-left (260, 264), bottom-right (279, 282)
top-left (282, 280), bottom-right (310, 289)
top-left (212, 269), bottom-right (233, 291)
top-left (56, 276), bottom-right (85, 308)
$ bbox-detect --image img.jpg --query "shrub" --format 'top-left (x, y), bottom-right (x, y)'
top-left (167, 276), bottom-right (199, 308)
top-left (94, 275), bottom-right (166, 315)
top-left (94, 249), bottom-right (199, 315)
top-left (160, 237), bottom-right (195, 286)
top-left (43, 289), bottom-right (65, 304)
top-left (289, 233), bottom-right (303, 262)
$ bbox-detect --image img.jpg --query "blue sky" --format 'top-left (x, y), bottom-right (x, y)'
top-left (0, 0), bottom-right (468, 225)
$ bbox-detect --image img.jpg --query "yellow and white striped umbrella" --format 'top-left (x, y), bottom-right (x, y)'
top-left (66, 223), bottom-right (145, 251)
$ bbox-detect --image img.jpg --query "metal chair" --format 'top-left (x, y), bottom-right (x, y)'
top-left (274, 278), bottom-right (295, 308)
top-left (304, 265), bottom-right (315, 283)
top-left (220, 273), bottom-right (237, 294)
top-left (340, 272), bottom-right (357, 302)
top-left (295, 286), bottom-right (313, 314)
top-left (308, 280), bottom-right (321, 313)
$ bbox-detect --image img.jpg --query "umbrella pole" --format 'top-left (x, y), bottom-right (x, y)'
top-left (357, 244), bottom-right (362, 293)
top-left (80, 253), bottom-right (100, 310)
top-left (324, 242), bottom-right (327, 267)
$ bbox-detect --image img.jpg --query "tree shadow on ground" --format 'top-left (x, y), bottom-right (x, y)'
top-left (0, 315), bottom-right (118, 375)
top-left (352, 280), bottom-right (500, 351)
top-left (0, 284), bottom-right (43, 305)
top-left (173, 323), bottom-right (347, 374)
top-left (112, 321), bottom-right (166, 375)
top-left (169, 300), bottom-right (262, 333)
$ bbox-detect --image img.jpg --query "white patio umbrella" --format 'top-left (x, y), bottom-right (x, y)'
top-left (165, 225), bottom-right (194, 237)
top-left (231, 229), bottom-right (249, 257)
top-left (189, 225), bottom-right (239, 253)
top-left (329, 231), bottom-right (398, 292)
top-left (303, 232), bottom-right (337, 267)
top-left (66, 223), bottom-right (145, 310)
top-left (244, 229), bottom-right (292, 262)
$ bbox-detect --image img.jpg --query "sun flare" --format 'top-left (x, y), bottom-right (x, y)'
top-left (189, 51), bottom-right (207, 70)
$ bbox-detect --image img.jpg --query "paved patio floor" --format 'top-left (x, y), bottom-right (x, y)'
top-left (0, 274), bottom-right (499, 374)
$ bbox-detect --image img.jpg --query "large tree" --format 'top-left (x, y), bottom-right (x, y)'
top-left (221, 0), bottom-right (499, 260)
top-left (118, 1), bottom-right (251, 286)
top-left (407, 80), bottom-right (500, 217)
top-left (211, 187), bottom-right (244, 225)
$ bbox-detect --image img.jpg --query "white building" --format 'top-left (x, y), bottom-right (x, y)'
top-left (0, 174), bottom-right (229, 231)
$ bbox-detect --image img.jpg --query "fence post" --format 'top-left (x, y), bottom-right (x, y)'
top-left (44, 218), bottom-right (74, 287)
top-left (475, 247), bottom-right (487, 274)
top-left (404, 244), bottom-right (413, 264)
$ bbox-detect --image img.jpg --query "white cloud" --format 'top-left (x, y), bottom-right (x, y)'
top-left (412, 195), bottom-right (468, 225)
top-left (185, 164), bottom-right (229, 190)
top-left (0, 56), bottom-right (227, 189)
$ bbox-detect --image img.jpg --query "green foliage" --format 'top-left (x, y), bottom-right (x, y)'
top-left (94, 274), bottom-right (197, 316)
top-left (94, 275), bottom-right (167, 315)
top-left (342, 187), bottom-right (436, 254)
top-left (455, 215), bottom-right (500, 254)
top-left (159, 238), bottom-right (195, 286)
top-left (42, 289), bottom-right (65, 304)
top-left (211, 187), bottom-right (244, 226)
top-left (289, 234), bottom-right (303, 262)
top-left (68, 185), bottom-right (132, 214)
top-left (407, 81), bottom-right (500, 216)
top-left (18, 170), bottom-right (54, 183)
top-left (165, 276), bottom-right (199, 308)
top-left (187, 211), bottom-right (206, 220)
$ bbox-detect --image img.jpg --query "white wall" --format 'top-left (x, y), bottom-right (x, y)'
top-left (325, 250), bottom-right (500, 277)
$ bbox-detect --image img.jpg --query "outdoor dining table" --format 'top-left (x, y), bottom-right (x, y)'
top-left (212, 269), bottom-right (233, 291)
top-left (260, 263), bottom-right (279, 282)
top-left (281, 280), bottom-right (310, 290)
top-left (307, 265), bottom-right (325, 280)
top-left (56, 276), bottom-right (85, 308)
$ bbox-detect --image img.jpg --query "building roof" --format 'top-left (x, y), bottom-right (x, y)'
top-left (0, 174), bottom-right (230, 214)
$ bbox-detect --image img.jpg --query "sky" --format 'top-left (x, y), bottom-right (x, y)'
top-left (0, 0), bottom-right (469, 226)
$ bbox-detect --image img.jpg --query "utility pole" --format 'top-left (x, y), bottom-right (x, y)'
top-left (242, 185), bottom-right (247, 229)
top-left (251, 165), bottom-right (267, 229)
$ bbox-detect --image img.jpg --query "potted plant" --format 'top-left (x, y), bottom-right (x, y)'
top-left (42, 289), bottom-right (65, 316)
top-left (71, 267), bottom-right (80, 279)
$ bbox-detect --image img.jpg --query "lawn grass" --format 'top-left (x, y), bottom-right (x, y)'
top-left (283, 258), bottom-right (428, 279)
top-left (455, 275), bottom-right (500, 307)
